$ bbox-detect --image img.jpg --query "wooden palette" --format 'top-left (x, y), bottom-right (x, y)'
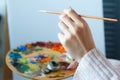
top-left (6, 41), bottom-right (76, 80)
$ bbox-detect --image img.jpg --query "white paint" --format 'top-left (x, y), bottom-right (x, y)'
top-left (7, 0), bottom-right (105, 80)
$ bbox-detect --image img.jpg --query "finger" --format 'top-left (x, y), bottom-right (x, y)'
top-left (60, 53), bottom-right (67, 60)
top-left (58, 32), bottom-right (65, 44)
top-left (59, 14), bottom-right (74, 30)
top-left (67, 60), bottom-right (78, 69)
top-left (58, 21), bottom-right (70, 35)
top-left (64, 8), bottom-right (81, 24)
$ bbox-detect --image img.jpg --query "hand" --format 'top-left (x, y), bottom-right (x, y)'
top-left (60, 53), bottom-right (78, 69)
top-left (67, 60), bottom-right (78, 69)
top-left (58, 8), bottom-right (95, 62)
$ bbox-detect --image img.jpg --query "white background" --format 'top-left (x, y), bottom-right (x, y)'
top-left (7, 0), bottom-right (105, 80)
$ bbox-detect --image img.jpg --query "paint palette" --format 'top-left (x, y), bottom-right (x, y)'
top-left (6, 41), bottom-right (75, 80)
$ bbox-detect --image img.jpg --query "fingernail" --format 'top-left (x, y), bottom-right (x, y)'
top-left (64, 7), bottom-right (70, 11)
top-left (68, 6), bottom-right (72, 9)
top-left (67, 6), bottom-right (72, 10)
top-left (67, 65), bottom-right (72, 69)
top-left (64, 7), bottom-right (72, 13)
top-left (59, 14), bottom-right (67, 20)
top-left (59, 14), bottom-right (64, 19)
top-left (67, 66), bottom-right (70, 70)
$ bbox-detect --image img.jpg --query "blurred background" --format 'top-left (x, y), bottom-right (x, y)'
top-left (0, 0), bottom-right (120, 80)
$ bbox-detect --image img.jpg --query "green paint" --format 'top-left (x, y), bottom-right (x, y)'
top-left (17, 64), bottom-right (30, 73)
top-left (19, 58), bottom-right (27, 64)
top-left (14, 48), bottom-right (20, 52)
top-left (35, 48), bottom-right (43, 51)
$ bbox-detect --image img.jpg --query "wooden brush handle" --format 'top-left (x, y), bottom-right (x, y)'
top-left (47, 11), bottom-right (118, 22)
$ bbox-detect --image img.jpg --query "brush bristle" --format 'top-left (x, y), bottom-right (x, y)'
top-left (38, 10), bottom-right (48, 13)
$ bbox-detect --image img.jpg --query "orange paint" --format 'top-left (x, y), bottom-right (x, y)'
top-left (26, 44), bottom-right (32, 49)
top-left (40, 57), bottom-right (51, 63)
top-left (59, 46), bottom-right (66, 53)
top-left (51, 43), bottom-right (66, 53)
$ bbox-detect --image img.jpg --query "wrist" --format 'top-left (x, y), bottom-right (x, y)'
top-left (86, 45), bottom-right (95, 52)
top-left (76, 47), bottom-right (96, 63)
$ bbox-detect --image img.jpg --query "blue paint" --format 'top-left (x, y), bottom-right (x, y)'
top-left (18, 45), bottom-right (27, 52)
top-left (11, 61), bottom-right (20, 67)
top-left (9, 52), bottom-right (22, 59)
top-left (37, 55), bottom-right (46, 59)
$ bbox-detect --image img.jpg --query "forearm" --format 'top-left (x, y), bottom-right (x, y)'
top-left (73, 48), bottom-right (120, 80)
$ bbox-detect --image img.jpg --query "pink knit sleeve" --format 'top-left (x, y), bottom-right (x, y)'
top-left (73, 48), bottom-right (120, 80)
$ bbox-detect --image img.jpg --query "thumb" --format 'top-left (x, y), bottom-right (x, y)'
top-left (67, 60), bottom-right (78, 69)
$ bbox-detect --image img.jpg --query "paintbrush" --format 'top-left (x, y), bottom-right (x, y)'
top-left (38, 10), bottom-right (118, 22)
